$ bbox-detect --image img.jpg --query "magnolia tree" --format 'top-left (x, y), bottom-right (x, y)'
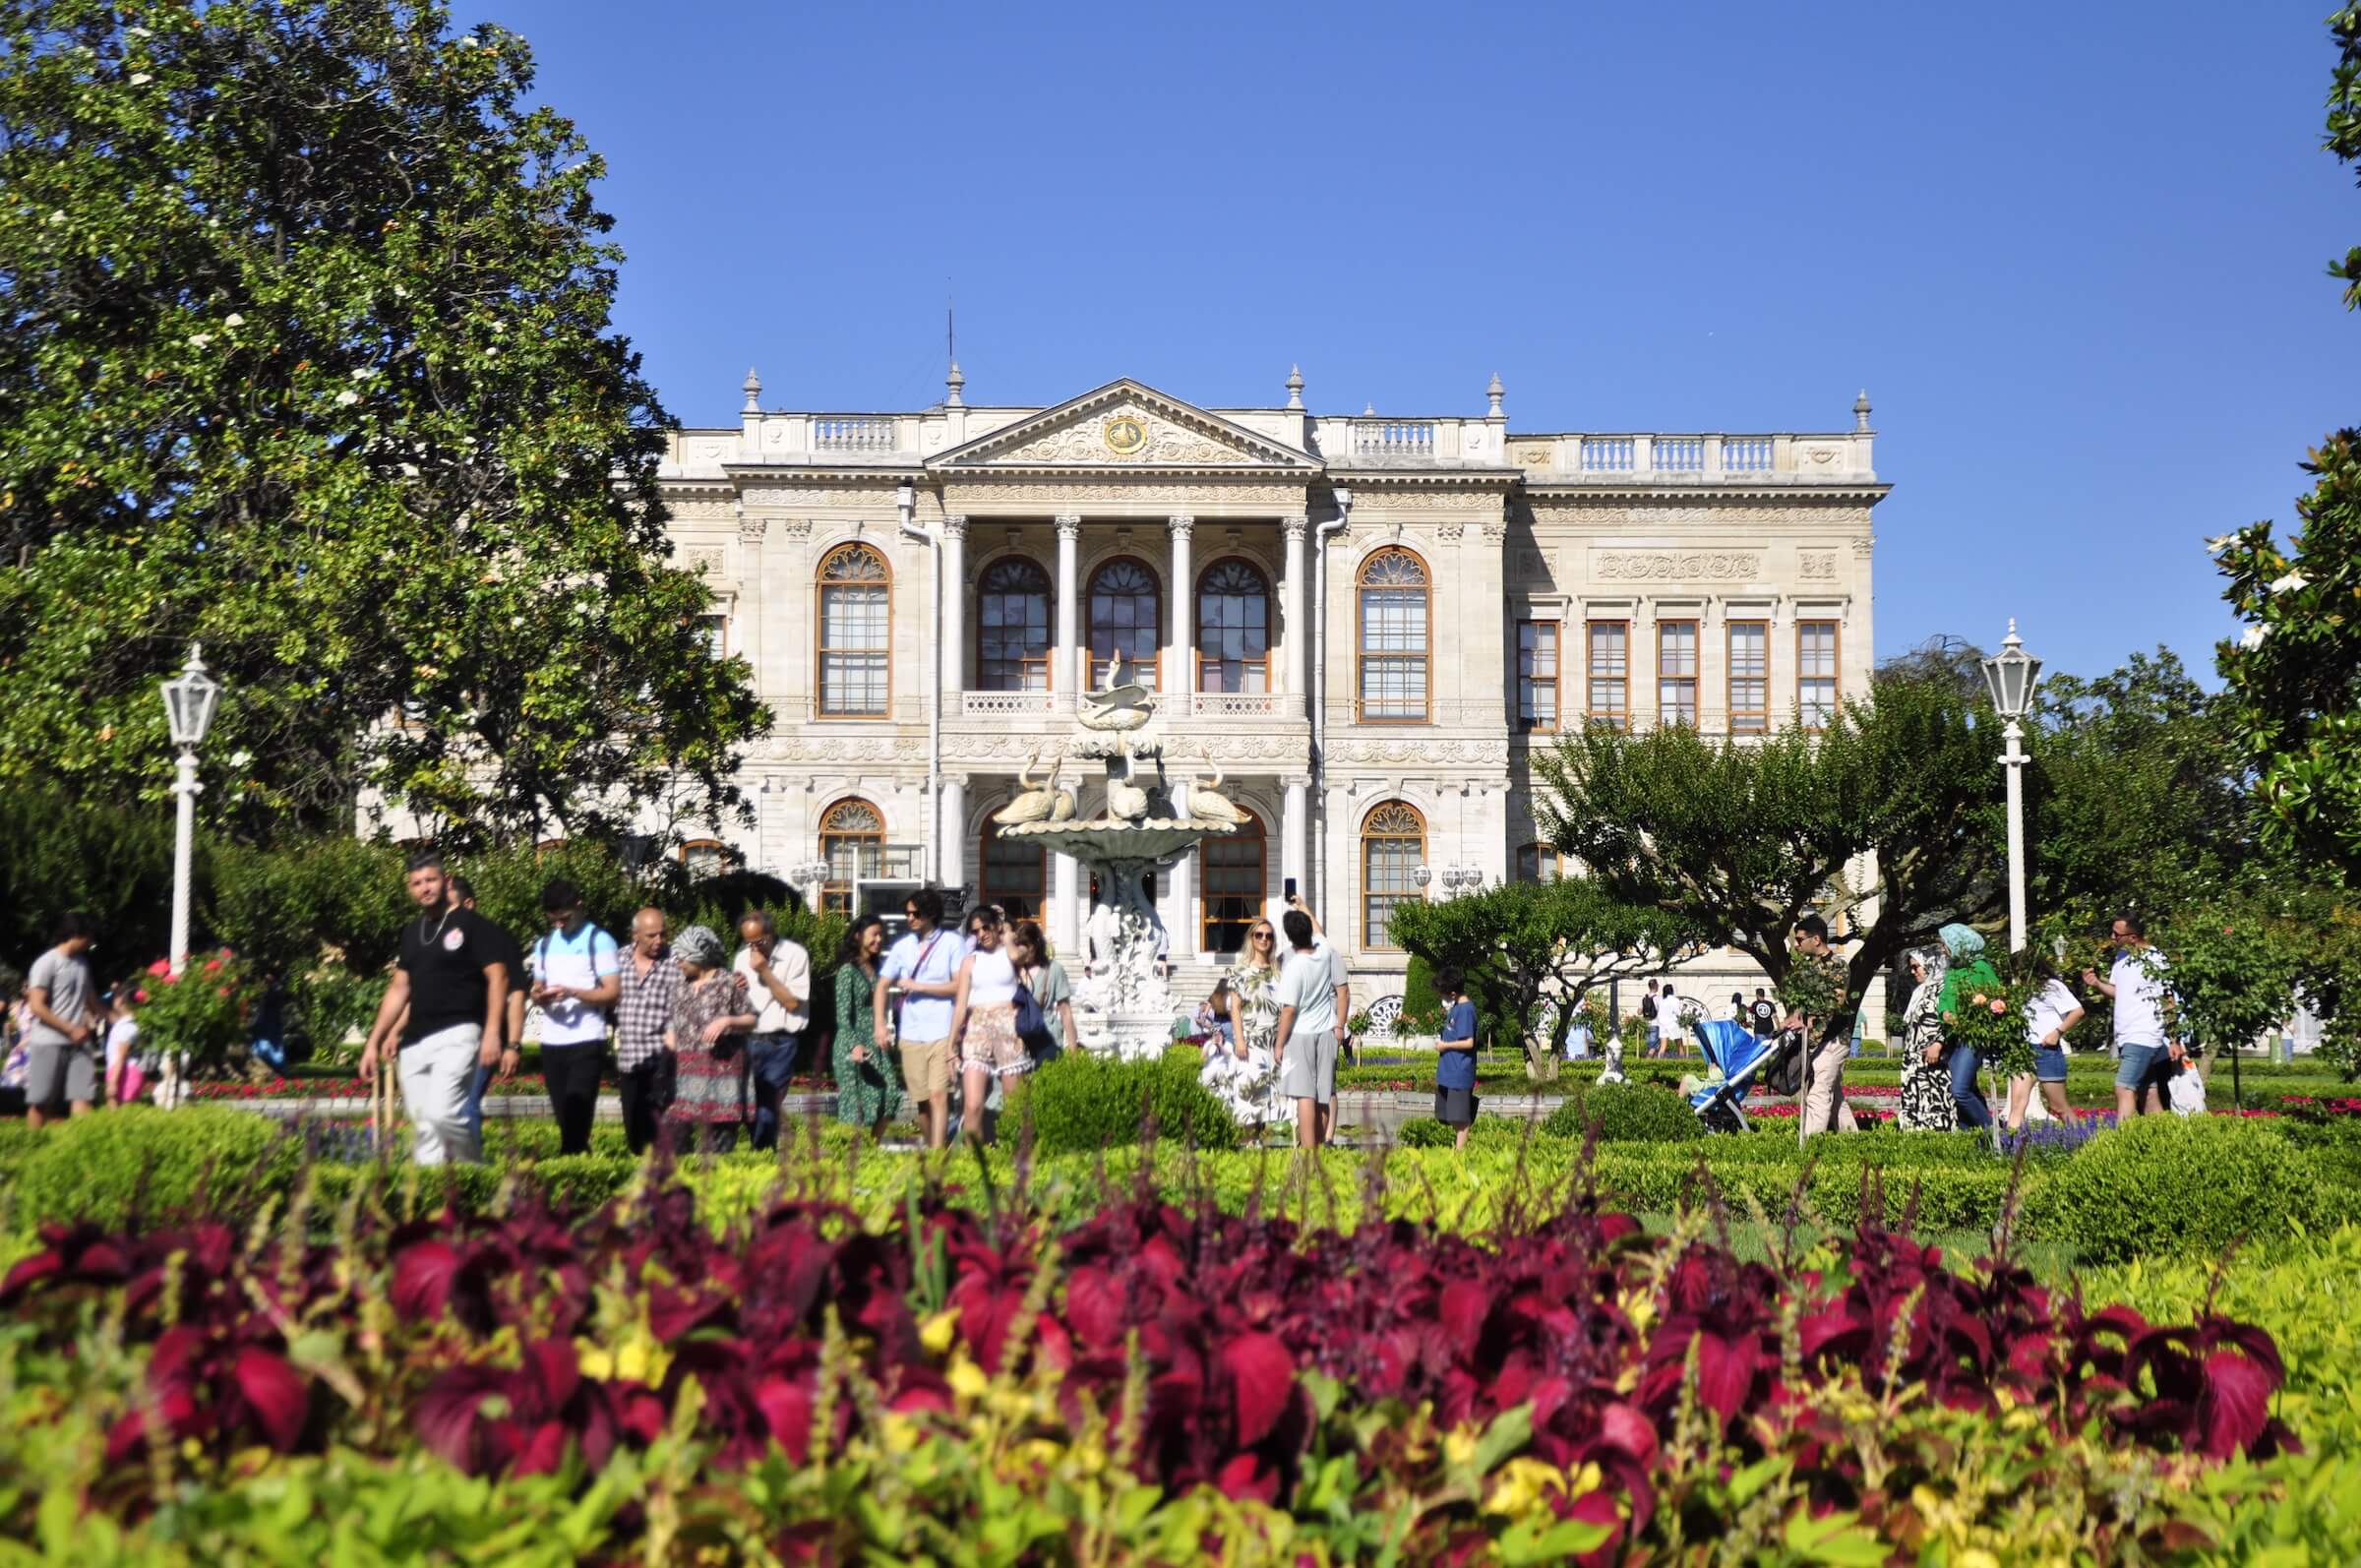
top-left (1535, 674), bottom-right (2006, 1036)
top-left (0, 1), bottom-right (767, 846)
top-left (1387, 877), bottom-right (1699, 1081)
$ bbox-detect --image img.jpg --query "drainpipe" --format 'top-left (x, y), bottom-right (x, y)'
top-left (1309, 486), bottom-right (1353, 912)
top-left (898, 481), bottom-right (939, 887)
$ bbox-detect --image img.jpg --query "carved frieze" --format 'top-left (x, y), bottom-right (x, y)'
top-left (941, 481), bottom-right (1306, 508)
top-left (996, 404), bottom-right (1254, 466)
top-left (677, 546), bottom-right (726, 576)
top-left (1594, 551), bottom-right (1762, 582)
top-left (1352, 489), bottom-right (1505, 512)
top-left (665, 498), bottom-right (736, 521)
top-left (1797, 551), bottom-right (1838, 581)
top-left (1328, 738), bottom-right (1509, 767)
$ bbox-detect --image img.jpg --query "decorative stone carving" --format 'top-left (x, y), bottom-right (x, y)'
top-left (1852, 535), bottom-right (1875, 558)
top-left (943, 481), bottom-right (1307, 508)
top-left (998, 403), bottom-right (1255, 466)
top-left (678, 546), bottom-right (725, 575)
top-left (940, 514), bottom-right (969, 540)
top-left (1328, 738), bottom-right (1509, 766)
top-left (1053, 513), bottom-right (1083, 539)
top-left (1167, 513), bottom-right (1194, 540)
top-left (1280, 515), bottom-right (1308, 543)
top-left (1595, 551), bottom-right (1762, 581)
top-left (1798, 551), bottom-right (1838, 581)
top-left (665, 499), bottom-right (736, 521)
top-left (1436, 522), bottom-right (1464, 541)
top-left (1481, 520), bottom-right (1507, 544)
top-left (1519, 446), bottom-right (1555, 465)
top-left (738, 514), bottom-right (768, 543)
top-left (780, 519), bottom-right (813, 541)
top-left (1353, 489), bottom-right (1504, 512)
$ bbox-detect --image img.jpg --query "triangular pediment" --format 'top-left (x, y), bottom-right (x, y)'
top-left (930, 380), bottom-right (1320, 471)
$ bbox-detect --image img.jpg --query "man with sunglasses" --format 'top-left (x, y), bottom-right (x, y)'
top-left (2082, 912), bottom-right (2179, 1118)
top-left (877, 888), bottom-right (961, 1149)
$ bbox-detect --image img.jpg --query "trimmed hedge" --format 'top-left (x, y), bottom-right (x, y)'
top-left (1542, 1082), bottom-right (1704, 1142)
top-left (5, 1106), bottom-right (302, 1232)
top-left (1009, 1050), bottom-right (1240, 1156)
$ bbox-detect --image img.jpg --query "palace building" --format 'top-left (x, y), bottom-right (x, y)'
top-left (653, 367), bottom-right (1888, 1009)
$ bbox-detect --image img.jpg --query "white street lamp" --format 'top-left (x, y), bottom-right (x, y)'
top-left (159, 644), bottom-right (221, 975)
top-left (1980, 620), bottom-right (2043, 953)
top-left (792, 858), bottom-right (832, 906)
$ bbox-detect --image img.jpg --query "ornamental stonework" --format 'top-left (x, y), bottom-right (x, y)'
top-left (1594, 550), bottom-right (1762, 581)
top-left (942, 481), bottom-right (1305, 508)
top-left (997, 405), bottom-right (1253, 466)
top-left (1355, 489), bottom-right (1505, 512)
top-left (1797, 551), bottom-right (1838, 580)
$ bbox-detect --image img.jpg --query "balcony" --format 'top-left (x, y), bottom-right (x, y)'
top-left (1521, 432), bottom-right (1876, 485)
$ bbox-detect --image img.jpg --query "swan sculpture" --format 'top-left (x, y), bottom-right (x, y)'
top-left (1076, 652), bottom-right (1155, 734)
top-left (1105, 770), bottom-right (1151, 822)
top-left (1182, 763), bottom-right (1253, 825)
top-left (1048, 762), bottom-right (1077, 821)
top-left (991, 752), bottom-right (1061, 825)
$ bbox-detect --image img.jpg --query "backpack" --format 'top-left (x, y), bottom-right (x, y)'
top-left (535, 925), bottom-right (616, 1017)
top-left (1640, 994), bottom-right (1659, 1021)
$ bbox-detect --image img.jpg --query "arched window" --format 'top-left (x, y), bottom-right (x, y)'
top-left (977, 557), bottom-right (1053, 692)
top-left (978, 820), bottom-right (1047, 920)
top-left (1196, 558), bottom-right (1270, 694)
top-left (817, 543), bottom-right (890, 716)
top-left (817, 797), bottom-right (885, 915)
top-left (1087, 557), bottom-right (1162, 691)
top-left (1361, 801), bottom-right (1425, 951)
top-left (1357, 548), bottom-right (1429, 722)
top-left (1199, 810), bottom-right (1268, 954)
top-left (680, 838), bottom-right (732, 880)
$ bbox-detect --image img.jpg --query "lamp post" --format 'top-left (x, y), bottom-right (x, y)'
top-left (1979, 621), bottom-right (2042, 954)
top-left (159, 644), bottom-right (221, 975)
top-left (793, 858), bottom-right (832, 911)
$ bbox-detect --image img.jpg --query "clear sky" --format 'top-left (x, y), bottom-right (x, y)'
top-left (471, 0), bottom-right (2351, 686)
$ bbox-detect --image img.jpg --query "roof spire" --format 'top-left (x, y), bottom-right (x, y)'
top-left (742, 366), bottom-right (761, 414)
top-left (1285, 364), bottom-right (1304, 410)
top-left (1485, 371), bottom-right (1504, 418)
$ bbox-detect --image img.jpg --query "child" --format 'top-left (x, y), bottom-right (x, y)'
top-left (104, 980), bottom-right (146, 1107)
top-left (1432, 966), bottom-right (1480, 1150)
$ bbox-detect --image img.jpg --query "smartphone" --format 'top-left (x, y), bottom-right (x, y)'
top-left (1283, 876), bottom-right (1299, 902)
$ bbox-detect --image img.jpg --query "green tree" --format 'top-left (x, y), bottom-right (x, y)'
top-left (0, 0), bottom-right (766, 847)
top-left (2212, 6), bottom-right (2361, 880)
top-left (1387, 876), bottom-right (1700, 1080)
top-left (1534, 674), bottom-right (2005, 1033)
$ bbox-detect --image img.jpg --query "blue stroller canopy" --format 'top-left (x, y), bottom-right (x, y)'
top-left (1686, 1017), bottom-right (1780, 1122)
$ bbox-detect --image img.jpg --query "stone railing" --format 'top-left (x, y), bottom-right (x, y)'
top-left (956, 690), bottom-right (1059, 718)
top-left (1352, 419), bottom-right (1435, 459)
top-left (1184, 691), bottom-right (1308, 720)
top-left (1526, 432), bottom-right (1874, 482)
top-left (811, 416), bottom-right (897, 452)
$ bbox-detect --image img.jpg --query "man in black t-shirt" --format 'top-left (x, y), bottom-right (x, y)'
top-left (359, 852), bottom-right (511, 1166)
top-left (1749, 988), bottom-right (1780, 1038)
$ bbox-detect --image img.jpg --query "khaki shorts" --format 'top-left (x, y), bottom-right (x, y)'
top-left (900, 1036), bottom-right (951, 1099)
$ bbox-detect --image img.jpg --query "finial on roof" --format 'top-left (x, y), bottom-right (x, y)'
top-left (1485, 372), bottom-right (1504, 418)
top-left (1362, 401), bottom-right (1376, 417)
top-left (1285, 364), bottom-right (1304, 410)
top-left (1853, 388), bottom-right (1872, 432)
top-left (945, 359), bottom-right (966, 407)
top-left (742, 367), bottom-right (761, 413)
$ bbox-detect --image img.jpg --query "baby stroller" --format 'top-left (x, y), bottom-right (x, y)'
top-left (1684, 1014), bottom-right (1801, 1133)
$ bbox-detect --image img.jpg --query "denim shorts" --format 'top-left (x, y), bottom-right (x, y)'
top-left (2115, 1042), bottom-right (2172, 1091)
top-left (2030, 1046), bottom-right (2068, 1083)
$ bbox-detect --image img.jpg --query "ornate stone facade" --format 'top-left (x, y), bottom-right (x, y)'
top-left (650, 374), bottom-right (1889, 1007)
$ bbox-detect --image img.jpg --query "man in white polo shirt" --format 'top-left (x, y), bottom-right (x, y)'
top-left (2082, 911), bottom-right (2179, 1119)
top-left (526, 878), bottom-right (621, 1155)
top-left (735, 907), bottom-right (811, 1151)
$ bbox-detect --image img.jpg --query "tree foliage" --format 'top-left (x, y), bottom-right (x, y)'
top-left (2211, 6), bottom-right (2361, 881)
top-left (1386, 877), bottom-right (1699, 1079)
top-left (1534, 675), bottom-right (2005, 1028)
top-left (0, 0), bottom-right (767, 846)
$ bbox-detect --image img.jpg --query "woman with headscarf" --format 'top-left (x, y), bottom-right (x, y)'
top-left (1934, 923), bottom-right (2002, 1130)
top-left (1897, 946), bottom-right (1958, 1131)
top-left (664, 924), bottom-right (757, 1151)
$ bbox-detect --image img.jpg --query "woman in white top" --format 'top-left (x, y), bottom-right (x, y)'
top-left (949, 913), bottom-right (1031, 1135)
top-left (2008, 961), bottom-right (2086, 1130)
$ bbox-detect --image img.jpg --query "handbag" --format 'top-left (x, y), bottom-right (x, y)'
top-left (1012, 978), bottom-right (1054, 1053)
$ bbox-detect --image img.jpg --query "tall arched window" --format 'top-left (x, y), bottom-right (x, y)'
top-left (978, 557), bottom-right (1053, 692)
top-left (978, 820), bottom-right (1047, 920)
top-left (1357, 548), bottom-right (1430, 722)
top-left (817, 797), bottom-right (885, 915)
top-left (1195, 558), bottom-right (1271, 694)
top-left (1087, 557), bottom-right (1162, 691)
top-left (1199, 810), bottom-right (1268, 954)
top-left (680, 838), bottom-right (733, 880)
top-left (817, 543), bottom-right (890, 716)
top-left (1361, 801), bottom-right (1425, 951)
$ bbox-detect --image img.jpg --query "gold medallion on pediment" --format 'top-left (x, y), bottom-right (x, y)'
top-left (1102, 416), bottom-right (1147, 456)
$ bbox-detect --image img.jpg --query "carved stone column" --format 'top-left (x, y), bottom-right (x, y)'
top-left (1282, 772), bottom-right (1310, 901)
top-left (1281, 516), bottom-right (1308, 697)
top-left (939, 515), bottom-right (968, 699)
top-left (1167, 514), bottom-right (1193, 710)
top-left (1054, 514), bottom-right (1081, 707)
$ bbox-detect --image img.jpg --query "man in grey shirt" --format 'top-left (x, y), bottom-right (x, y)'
top-left (1273, 909), bottom-right (1342, 1149)
top-left (23, 911), bottom-right (100, 1127)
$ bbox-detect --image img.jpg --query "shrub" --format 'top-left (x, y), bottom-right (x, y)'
top-left (8, 1107), bottom-right (300, 1232)
top-left (1013, 1051), bottom-right (1241, 1155)
top-left (206, 835), bottom-right (408, 974)
top-left (1542, 1082), bottom-right (1703, 1142)
top-left (2020, 1115), bottom-right (2336, 1263)
top-left (287, 963), bottom-right (387, 1063)
top-left (1395, 1116), bottom-right (1453, 1148)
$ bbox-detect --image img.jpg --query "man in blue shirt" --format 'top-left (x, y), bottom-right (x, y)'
top-left (1432, 965), bottom-right (1480, 1150)
top-left (875, 888), bottom-right (962, 1149)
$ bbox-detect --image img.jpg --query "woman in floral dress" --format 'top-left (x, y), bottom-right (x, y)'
top-left (831, 915), bottom-right (903, 1135)
top-left (1200, 916), bottom-right (1285, 1131)
top-left (663, 925), bottom-right (757, 1152)
top-left (1898, 946), bottom-right (1958, 1132)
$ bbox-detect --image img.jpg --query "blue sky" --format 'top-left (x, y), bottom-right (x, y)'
top-left (477, 1), bottom-right (2351, 685)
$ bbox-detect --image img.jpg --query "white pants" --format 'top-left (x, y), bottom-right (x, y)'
top-left (398, 1022), bottom-right (484, 1167)
top-left (1798, 1034), bottom-right (1858, 1144)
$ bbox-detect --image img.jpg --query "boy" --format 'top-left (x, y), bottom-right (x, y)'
top-left (1432, 966), bottom-right (1480, 1150)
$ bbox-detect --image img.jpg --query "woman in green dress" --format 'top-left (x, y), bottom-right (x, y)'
top-left (832, 915), bottom-right (903, 1134)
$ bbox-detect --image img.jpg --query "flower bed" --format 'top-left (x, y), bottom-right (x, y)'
top-left (0, 1158), bottom-right (2316, 1562)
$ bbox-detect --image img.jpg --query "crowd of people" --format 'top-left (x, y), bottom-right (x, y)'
top-left (1193, 897), bottom-right (1357, 1149)
top-left (2, 912), bottom-right (164, 1127)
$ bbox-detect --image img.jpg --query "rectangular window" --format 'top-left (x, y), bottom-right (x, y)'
top-left (1359, 587), bottom-right (1429, 721)
top-left (1515, 843), bottom-right (1562, 882)
top-left (1728, 621), bottom-right (1768, 734)
top-left (1587, 621), bottom-right (1628, 731)
top-left (980, 831), bottom-right (1045, 921)
top-left (1516, 621), bottom-right (1559, 733)
top-left (818, 584), bottom-right (889, 715)
top-left (1362, 839), bottom-right (1421, 950)
top-left (697, 614), bottom-right (728, 659)
top-left (1657, 620), bottom-right (1699, 728)
top-left (1199, 829), bottom-right (1266, 953)
top-left (1799, 621), bottom-right (1840, 729)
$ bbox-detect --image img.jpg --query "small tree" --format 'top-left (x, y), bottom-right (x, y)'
top-left (1387, 878), bottom-right (1699, 1081)
top-left (1535, 674), bottom-right (2006, 1035)
top-left (2154, 899), bottom-right (2312, 1107)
